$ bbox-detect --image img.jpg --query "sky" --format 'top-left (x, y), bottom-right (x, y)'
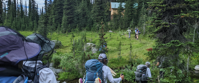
top-left (3, 0), bottom-right (96, 10)
top-left (3, 0), bottom-right (46, 10)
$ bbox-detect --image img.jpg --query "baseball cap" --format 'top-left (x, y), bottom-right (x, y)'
top-left (98, 53), bottom-right (107, 60)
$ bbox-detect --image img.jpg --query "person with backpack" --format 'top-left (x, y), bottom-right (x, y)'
top-left (135, 29), bottom-right (139, 40)
top-left (82, 53), bottom-right (124, 83)
top-left (99, 43), bottom-right (108, 53)
top-left (135, 28), bottom-right (137, 39)
top-left (135, 62), bottom-right (152, 83)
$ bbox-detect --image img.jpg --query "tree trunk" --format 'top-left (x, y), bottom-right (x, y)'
top-left (143, 22), bottom-right (146, 35)
top-left (193, 22), bottom-right (198, 43)
top-left (187, 54), bottom-right (190, 76)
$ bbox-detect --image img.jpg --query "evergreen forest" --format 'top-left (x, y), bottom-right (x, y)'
top-left (0, 0), bottom-right (199, 83)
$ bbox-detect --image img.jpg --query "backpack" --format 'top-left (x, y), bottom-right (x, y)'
top-left (22, 62), bottom-right (47, 83)
top-left (135, 64), bottom-right (148, 82)
top-left (83, 59), bottom-right (104, 83)
top-left (0, 76), bottom-right (18, 83)
top-left (0, 26), bottom-right (55, 82)
top-left (136, 30), bottom-right (138, 34)
top-left (25, 33), bottom-right (55, 67)
top-left (99, 45), bottom-right (106, 53)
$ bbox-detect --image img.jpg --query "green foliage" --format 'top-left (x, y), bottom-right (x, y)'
top-left (52, 52), bottom-right (63, 68)
top-left (108, 56), bottom-right (128, 69)
top-left (58, 72), bottom-right (81, 81)
top-left (98, 22), bottom-right (107, 53)
top-left (146, 1), bottom-right (199, 77)
top-left (159, 66), bottom-right (191, 83)
top-left (122, 65), bottom-right (137, 83)
top-left (117, 41), bottom-right (122, 58)
top-left (59, 53), bottom-right (78, 71)
top-left (21, 31), bottom-right (156, 81)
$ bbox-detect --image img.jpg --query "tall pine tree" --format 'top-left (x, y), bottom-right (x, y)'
top-left (61, 0), bottom-right (75, 33)
top-left (123, 0), bottom-right (136, 28)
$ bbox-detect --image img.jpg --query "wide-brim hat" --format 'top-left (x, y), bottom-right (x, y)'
top-left (0, 27), bottom-right (41, 65)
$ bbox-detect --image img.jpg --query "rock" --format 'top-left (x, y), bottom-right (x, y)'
top-left (195, 65), bottom-right (199, 70)
top-left (194, 70), bottom-right (199, 74)
top-left (109, 30), bottom-right (113, 32)
top-left (84, 43), bottom-right (98, 53)
top-left (52, 40), bottom-right (63, 48)
top-left (62, 81), bottom-right (67, 83)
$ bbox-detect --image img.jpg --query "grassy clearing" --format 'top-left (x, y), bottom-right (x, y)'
top-left (20, 31), bottom-right (155, 61)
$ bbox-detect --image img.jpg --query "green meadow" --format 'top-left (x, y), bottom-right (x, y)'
top-left (20, 31), bottom-right (155, 61)
top-left (20, 31), bottom-right (199, 82)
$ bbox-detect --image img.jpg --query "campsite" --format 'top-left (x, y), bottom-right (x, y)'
top-left (0, 0), bottom-right (199, 83)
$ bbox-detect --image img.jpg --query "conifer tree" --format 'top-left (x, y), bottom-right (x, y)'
top-left (24, 1), bottom-right (27, 16)
top-left (53, 0), bottom-right (64, 28)
top-left (124, 0), bottom-right (136, 28)
top-left (117, 41), bottom-right (122, 60)
top-left (13, 0), bottom-right (16, 18)
top-left (8, 0), bottom-right (12, 11)
top-left (104, 2), bottom-right (110, 22)
top-left (20, 0), bottom-right (24, 18)
top-left (99, 21), bottom-right (107, 53)
top-left (117, 2), bottom-right (124, 29)
top-left (135, 0), bottom-right (143, 27)
top-left (147, 0), bottom-right (199, 82)
top-left (29, 0), bottom-right (32, 18)
top-left (91, 0), bottom-right (104, 24)
top-left (0, 0), bottom-right (2, 24)
top-left (61, 0), bottom-right (75, 32)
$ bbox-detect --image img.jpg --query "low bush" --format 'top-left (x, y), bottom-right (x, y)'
top-left (58, 72), bottom-right (81, 81)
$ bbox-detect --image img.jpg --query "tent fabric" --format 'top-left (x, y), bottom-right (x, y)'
top-left (26, 33), bottom-right (55, 60)
top-left (0, 76), bottom-right (18, 83)
top-left (0, 27), bottom-right (41, 65)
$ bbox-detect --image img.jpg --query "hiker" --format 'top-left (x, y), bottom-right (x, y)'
top-left (136, 29), bottom-right (139, 40)
top-left (135, 62), bottom-right (152, 83)
top-left (82, 53), bottom-right (124, 83)
top-left (145, 62), bottom-right (152, 82)
top-left (135, 28), bottom-right (137, 39)
top-left (99, 43), bottom-right (108, 53)
top-left (127, 27), bottom-right (131, 38)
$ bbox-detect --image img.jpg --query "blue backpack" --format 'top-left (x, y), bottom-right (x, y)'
top-left (84, 59), bottom-right (104, 83)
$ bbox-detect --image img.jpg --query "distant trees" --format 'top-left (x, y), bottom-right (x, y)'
top-left (123, 0), bottom-right (136, 28)
top-left (0, 0), bottom-right (154, 33)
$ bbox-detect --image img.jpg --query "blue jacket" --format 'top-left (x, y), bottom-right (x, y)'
top-left (99, 45), bottom-right (106, 53)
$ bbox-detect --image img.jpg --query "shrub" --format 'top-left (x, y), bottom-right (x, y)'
top-left (108, 56), bottom-right (128, 69)
top-left (58, 72), bottom-right (81, 81)
top-left (52, 55), bottom-right (61, 68)
top-left (122, 65), bottom-right (137, 83)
